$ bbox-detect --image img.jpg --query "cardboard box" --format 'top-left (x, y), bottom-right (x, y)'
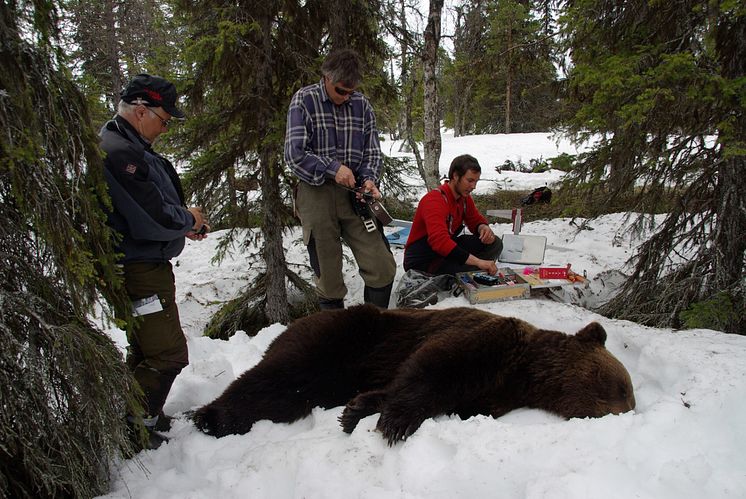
top-left (456, 270), bottom-right (531, 305)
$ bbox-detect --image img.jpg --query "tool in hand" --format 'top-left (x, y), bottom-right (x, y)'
top-left (336, 183), bottom-right (393, 226)
top-left (352, 196), bottom-right (377, 233)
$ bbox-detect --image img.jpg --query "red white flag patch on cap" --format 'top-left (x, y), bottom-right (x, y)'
top-left (125, 164), bottom-right (137, 174)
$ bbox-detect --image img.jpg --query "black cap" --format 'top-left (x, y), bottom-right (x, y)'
top-left (121, 73), bottom-right (185, 119)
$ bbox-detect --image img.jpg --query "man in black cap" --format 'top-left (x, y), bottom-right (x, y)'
top-left (100, 73), bottom-right (208, 451)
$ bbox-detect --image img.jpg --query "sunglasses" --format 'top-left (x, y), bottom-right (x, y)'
top-left (334, 86), bottom-right (355, 96)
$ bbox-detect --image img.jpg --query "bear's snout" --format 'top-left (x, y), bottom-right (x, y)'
top-left (607, 393), bottom-right (636, 416)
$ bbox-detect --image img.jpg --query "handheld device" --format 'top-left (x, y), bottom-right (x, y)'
top-left (472, 272), bottom-right (502, 286)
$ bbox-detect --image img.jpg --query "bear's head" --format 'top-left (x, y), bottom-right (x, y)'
top-left (542, 322), bottom-right (636, 419)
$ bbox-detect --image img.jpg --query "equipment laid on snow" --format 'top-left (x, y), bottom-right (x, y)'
top-left (498, 233), bottom-right (547, 265)
top-left (456, 270), bottom-right (532, 304)
top-left (395, 269), bottom-right (456, 308)
top-left (455, 266), bottom-right (588, 305)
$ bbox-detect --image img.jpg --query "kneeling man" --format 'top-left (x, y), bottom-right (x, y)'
top-left (404, 154), bottom-right (501, 275)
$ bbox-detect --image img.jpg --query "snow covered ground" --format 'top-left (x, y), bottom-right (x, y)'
top-left (98, 133), bottom-right (746, 499)
top-left (383, 131), bottom-right (584, 197)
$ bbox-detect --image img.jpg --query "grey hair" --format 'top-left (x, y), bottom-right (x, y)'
top-left (321, 49), bottom-right (362, 87)
top-left (117, 100), bottom-right (138, 115)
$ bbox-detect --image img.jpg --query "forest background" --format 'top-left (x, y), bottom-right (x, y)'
top-left (1, 0), bottom-right (744, 497)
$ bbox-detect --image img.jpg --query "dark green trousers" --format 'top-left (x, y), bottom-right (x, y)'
top-left (123, 262), bottom-right (188, 418)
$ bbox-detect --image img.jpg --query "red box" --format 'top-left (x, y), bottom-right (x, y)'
top-left (539, 266), bottom-right (568, 279)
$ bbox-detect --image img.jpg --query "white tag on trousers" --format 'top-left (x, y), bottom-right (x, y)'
top-left (132, 294), bottom-right (163, 317)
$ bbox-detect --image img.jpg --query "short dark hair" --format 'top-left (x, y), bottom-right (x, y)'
top-left (321, 49), bottom-right (362, 87)
top-left (448, 154), bottom-right (481, 180)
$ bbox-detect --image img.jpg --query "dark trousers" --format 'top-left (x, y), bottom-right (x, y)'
top-left (404, 234), bottom-right (503, 275)
top-left (123, 262), bottom-right (188, 418)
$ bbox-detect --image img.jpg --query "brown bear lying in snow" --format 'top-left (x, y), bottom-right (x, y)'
top-left (193, 304), bottom-right (635, 445)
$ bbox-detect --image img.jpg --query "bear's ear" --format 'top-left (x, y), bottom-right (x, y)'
top-left (575, 322), bottom-right (607, 346)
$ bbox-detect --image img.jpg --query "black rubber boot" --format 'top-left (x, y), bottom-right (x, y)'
top-left (126, 416), bottom-right (168, 454)
top-left (318, 298), bottom-right (344, 310)
top-left (126, 366), bottom-right (179, 452)
top-left (154, 411), bottom-right (173, 432)
top-left (134, 366), bottom-right (178, 418)
top-left (363, 283), bottom-right (393, 309)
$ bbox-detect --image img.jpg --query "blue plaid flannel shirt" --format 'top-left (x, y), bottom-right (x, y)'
top-left (284, 79), bottom-right (382, 186)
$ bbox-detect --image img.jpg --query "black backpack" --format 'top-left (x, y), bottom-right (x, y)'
top-left (521, 186), bottom-right (552, 205)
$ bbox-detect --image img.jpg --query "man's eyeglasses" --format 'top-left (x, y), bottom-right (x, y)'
top-left (334, 86), bottom-right (355, 96)
top-left (148, 107), bottom-right (172, 128)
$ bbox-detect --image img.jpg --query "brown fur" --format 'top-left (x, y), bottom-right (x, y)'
top-left (193, 304), bottom-right (635, 445)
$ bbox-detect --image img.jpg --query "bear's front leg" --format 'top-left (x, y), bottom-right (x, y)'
top-left (339, 389), bottom-right (387, 434)
top-left (374, 344), bottom-right (462, 445)
top-left (375, 379), bottom-right (446, 445)
top-left (374, 330), bottom-right (511, 446)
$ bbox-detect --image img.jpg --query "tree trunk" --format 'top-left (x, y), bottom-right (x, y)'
top-left (397, 0), bottom-right (425, 182)
top-left (505, 69), bottom-right (512, 134)
top-left (454, 81), bottom-right (473, 137)
top-left (504, 14), bottom-right (512, 134)
top-left (713, 156), bottom-right (746, 294)
top-left (257, 16), bottom-right (289, 325)
top-left (226, 164), bottom-right (239, 225)
top-left (713, 12), bottom-right (746, 304)
top-left (422, 0), bottom-right (444, 190)
top-left (103, 0), bottom-right (121, 112)
top-left (405, 79), bottom-right (425, 179)
top-left (396, 0), bottom-right (409, 141)
top-left (260, 149), bottom-right (290, 325)
top-left (606, 131), bottom-right (638, 195)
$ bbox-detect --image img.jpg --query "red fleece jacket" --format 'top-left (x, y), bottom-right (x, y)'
top-left (405, 182), bottom-right (488, 262)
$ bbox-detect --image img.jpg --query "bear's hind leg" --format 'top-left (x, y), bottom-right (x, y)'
top-left (339, 389), bottom-right (387, 434)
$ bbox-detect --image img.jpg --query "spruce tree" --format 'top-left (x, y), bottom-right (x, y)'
top-left (443, 0), bottom-right (560, 135)
top-left (63, 0), bottom-right (178, 116)
top-left (1, 1), bottom-right (140, 496)
top-left (559, 0), bottom-right (745, 333)
top-left (447, 0), bottom-right (487, 137)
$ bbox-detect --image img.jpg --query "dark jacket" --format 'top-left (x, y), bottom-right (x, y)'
top-left (100, 116), bottom-right (194, 263)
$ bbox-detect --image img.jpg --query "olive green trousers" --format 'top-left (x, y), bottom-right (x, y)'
top-left (296, 182), bottom-right (396, 301)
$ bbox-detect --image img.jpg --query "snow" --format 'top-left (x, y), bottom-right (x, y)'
top-left (98, 132), bottom-right (746, 499)
top-left (382, 131), bottom-right (595, 195)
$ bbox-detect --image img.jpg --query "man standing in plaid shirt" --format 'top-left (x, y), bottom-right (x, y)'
top-left (284, 49), bottom-right (396, 310)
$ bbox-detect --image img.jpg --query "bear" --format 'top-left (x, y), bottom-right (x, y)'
top-left (192, 304), bottom-right (635, 445)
